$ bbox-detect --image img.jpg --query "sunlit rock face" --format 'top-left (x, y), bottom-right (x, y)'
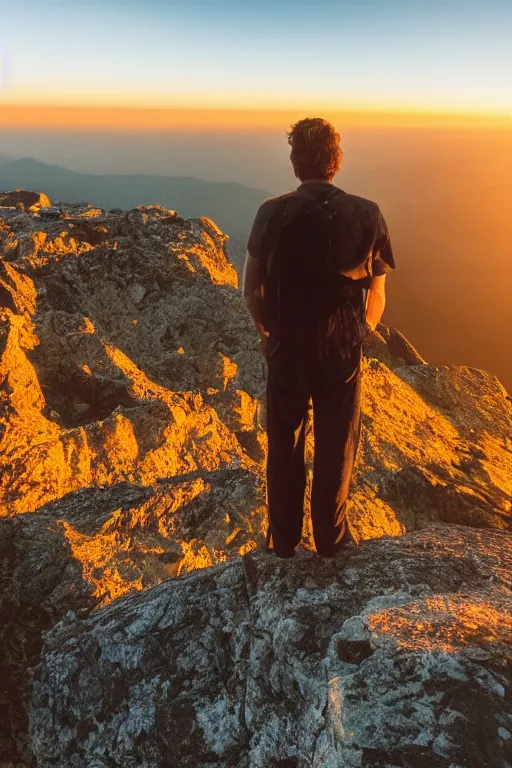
top-left (1, 193), bottom-right (510, 542)
top-left (0, 201), bottom-right (265, 522)
top-left (30, 525), bottom-right (512, 768)
top-left (353, 353), bottom-right (512, 538)
top-left (1, 191), bottom-right (511, 766)
top-left (1, 196), bottom-right (266, 765)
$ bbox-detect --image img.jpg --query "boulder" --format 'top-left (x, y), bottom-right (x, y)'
top-left (37, 207), bottom-right (62, 220)
top-left (30, 524), bottom-right (512, 768)
top-left (364, 324), bottom-right (427, 367)
top-left (0, 190), bottom-right (52, 211)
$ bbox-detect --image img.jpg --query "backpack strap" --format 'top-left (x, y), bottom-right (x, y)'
top-left (263, 196), bottom-right (309, 276)
top-left (304, 185), bottom-right (343, 210)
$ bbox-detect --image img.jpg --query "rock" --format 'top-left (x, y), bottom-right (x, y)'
top-left (29, 524), bottom-right (512, 768)
top-left (1, 192), bottom-right (511, 765)
top-left (129, 282), bottom-right (146, 305)
top-left (364, 323), bottom-right (427, 366)
top-left (0, 477), bottom-right (265, 765)
top-left (1, 196), bottom-right (509, 534)
top-left (351, 358), bottom-right (512, 538)
top-left (15, 231), bottom-right (48, 260)
top-left (0, 204), bottom-right (258, 518)
top-left (65, 221), bottom-right (110, 246)
top-left (38, 207), bottom-right (62, 220)
top-left (77, 206), bottom-right (103, 218)
top-left (0, 207), bottom-right (23, 222)
top-left (0, 258), bottom-right (37, 314)
top-left (0, 190), bottom-right (51, 211)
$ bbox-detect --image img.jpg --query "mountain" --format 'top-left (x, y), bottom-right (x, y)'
top-left (0, 156), bottom-right (271, 268)
top-left (0, 191), bottom-right (510, 767)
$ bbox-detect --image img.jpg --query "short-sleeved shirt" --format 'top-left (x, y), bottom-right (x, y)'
top-left (247, 179), bottom-right (395, 285)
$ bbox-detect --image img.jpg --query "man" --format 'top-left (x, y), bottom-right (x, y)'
top-left (243, 117), bottom-right (395, 558)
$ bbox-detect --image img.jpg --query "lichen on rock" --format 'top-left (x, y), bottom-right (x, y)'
top-left (30, 525), bottom-right (512, 768)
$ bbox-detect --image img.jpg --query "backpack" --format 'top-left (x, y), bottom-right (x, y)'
top-left (262, 187), bottom-right (368, 359)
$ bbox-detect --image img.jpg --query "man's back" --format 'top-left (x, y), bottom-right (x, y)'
top-left (247, 179), bottom-right (395, 286)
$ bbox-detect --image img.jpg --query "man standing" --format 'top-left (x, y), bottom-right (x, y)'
top-left (243, 117), bottom-right (395, 558)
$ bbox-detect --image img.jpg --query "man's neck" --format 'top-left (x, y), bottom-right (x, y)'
top-left (298, 178), bottom-right (333, 185)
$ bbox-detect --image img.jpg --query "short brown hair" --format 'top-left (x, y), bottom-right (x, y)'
top-left (287, 117), bottom-right (343, 181)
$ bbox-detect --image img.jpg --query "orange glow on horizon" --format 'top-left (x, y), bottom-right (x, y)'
top-left (1, 104), bottom-right (510, 132)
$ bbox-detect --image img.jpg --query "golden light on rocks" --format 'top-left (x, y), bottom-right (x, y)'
top-left (1, 195), bottom-right (510, 568)
top-left (220, 353), bottom-right (238, 391)
top-left (369, 594), bottom-right (512, 653)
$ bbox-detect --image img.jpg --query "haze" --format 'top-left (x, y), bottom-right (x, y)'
top-left (1, 123), bottom-right (511, 391)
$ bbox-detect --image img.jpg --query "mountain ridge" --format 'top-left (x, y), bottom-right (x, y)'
top-left (1, 155), bottom-right (272, 192)
top-left (0, 156), bottom-right (271, 267)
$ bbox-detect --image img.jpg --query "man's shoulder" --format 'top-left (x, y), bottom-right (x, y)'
top-left (250, 191), bottom-right (301, 237)
top-left (256, 188), bottom-right (384, 224)
top-left (256, 190), bottom-right (302, 214)
top-left (334, 188), bottom-right (381, 218)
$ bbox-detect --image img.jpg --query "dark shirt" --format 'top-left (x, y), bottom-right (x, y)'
top-left (247, 179), bottom-right (395, 282)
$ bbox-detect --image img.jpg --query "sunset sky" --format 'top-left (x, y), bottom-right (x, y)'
top-left (1, 0), bottom-right (511, 128)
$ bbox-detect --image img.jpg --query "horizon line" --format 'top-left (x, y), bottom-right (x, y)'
top-left (1, 104), bottom-right (511, 131)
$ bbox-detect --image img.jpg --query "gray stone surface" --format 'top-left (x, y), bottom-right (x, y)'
top-left (30, 524), bottom-right (511, 768)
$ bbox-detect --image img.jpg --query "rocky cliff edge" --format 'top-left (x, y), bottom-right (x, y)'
top-left (0, 190), bottom-right (511, 767)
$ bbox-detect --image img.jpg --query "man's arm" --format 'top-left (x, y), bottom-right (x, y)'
top-left (365, 274), bottom-right (387, 331)
top-left (242, 250), bottom-right (268, 340)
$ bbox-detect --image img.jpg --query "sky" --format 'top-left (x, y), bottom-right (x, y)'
top-left (1, 0), bottom-right (511, 122)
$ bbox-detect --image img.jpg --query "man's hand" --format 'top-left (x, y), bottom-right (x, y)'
top-left (258, 337), bottom-right (268, 358)
top-left (256, 324), bottom-right (269, 358)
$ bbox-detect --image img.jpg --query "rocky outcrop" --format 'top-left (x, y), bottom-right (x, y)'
top-left (0, 189), bottom-right (51, 212)
top-left (0, 198), bottom-right (267, 765)
top-left (364, 324), bottom-right (427, 367)
top-left (30, 524), bottom-right (512, 768)
top-left (1, 192), bottom-right (511, 766)
top-left (353, 353), bottom-right (511, 538)
top-left (0, 202), bottom-right (264, 518)
top-left (1, 478), bottom-right (265, 765)
top-left (1, 196), bottom-right (510, 537)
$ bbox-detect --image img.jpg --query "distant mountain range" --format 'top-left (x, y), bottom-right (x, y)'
top-left (0, 157), bottom-right (272, 268)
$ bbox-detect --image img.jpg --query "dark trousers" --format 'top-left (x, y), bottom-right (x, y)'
top-left (265, 337), bottom-right (362, 556)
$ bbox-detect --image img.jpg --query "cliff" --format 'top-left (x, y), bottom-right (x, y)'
top-left (0, 190), bottom-right (511, 767)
